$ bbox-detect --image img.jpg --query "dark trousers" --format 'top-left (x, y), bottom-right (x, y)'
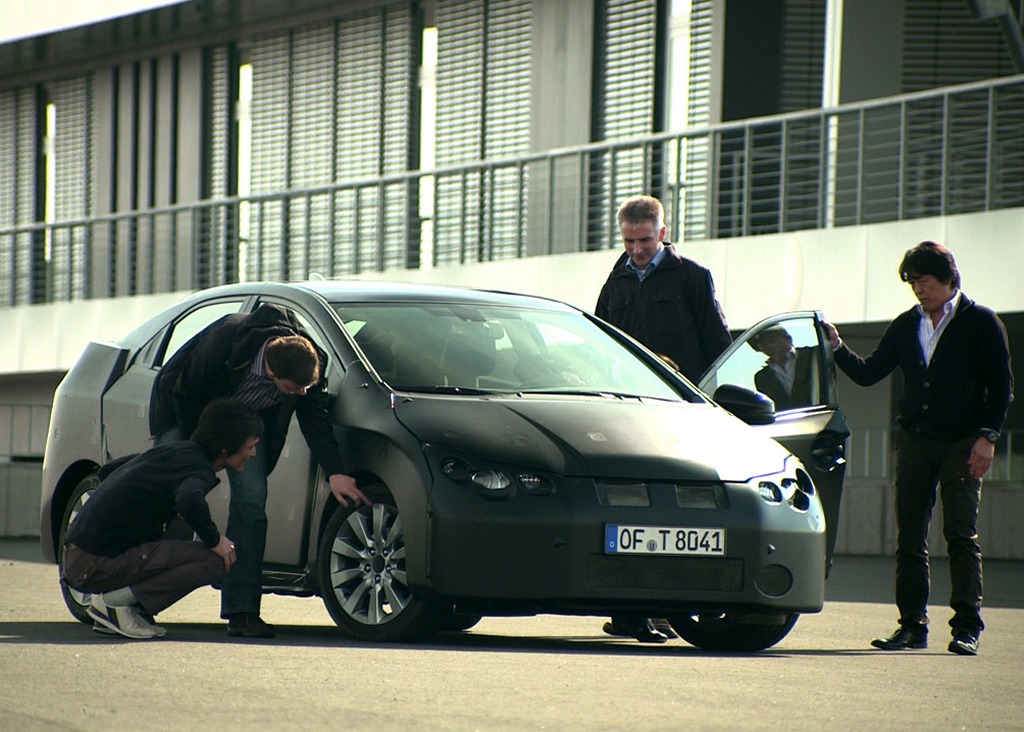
top-left (63, 540), bottom-right (225, 615)
top-left (893, 432), bottom-right (984, 634)
top-left (157, 426), bottom-right (270, 619)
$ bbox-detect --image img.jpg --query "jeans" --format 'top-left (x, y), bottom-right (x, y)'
top-left (156, 426), bottom-right (270, 619)
top-left (893, 431), bottom-right (984, 634)
top-left (219, 437), bottom-right (269, 618)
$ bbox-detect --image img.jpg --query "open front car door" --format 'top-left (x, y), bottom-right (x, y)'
top-left (700, 311), bottom-right (850, 575)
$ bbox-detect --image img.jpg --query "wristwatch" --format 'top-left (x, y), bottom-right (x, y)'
top-left (978, 428), bottom-right (1000, 444)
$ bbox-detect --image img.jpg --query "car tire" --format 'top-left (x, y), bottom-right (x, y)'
top-left (317, 496), bottom-right (443, 642)
top-left (438, 608), bottom-right (483, 632)
top-left (666, 612), bottom-right (799, 652)
top-left (57, 472), bottom-right (100, 625)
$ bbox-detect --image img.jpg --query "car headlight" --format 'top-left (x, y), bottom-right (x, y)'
top-left (470, 468), bottom-right (511, 492)
top-left (752, 460), bottom-right (816, 512)
top-left (436, 452), bottom-right (555, 499)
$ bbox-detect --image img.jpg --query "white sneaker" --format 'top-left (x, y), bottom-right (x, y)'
top-left (131, 608), bottom-right (167, 638)
top-left (88, 596), bottom-right (163, 639)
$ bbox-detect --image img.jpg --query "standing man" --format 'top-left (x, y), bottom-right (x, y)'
top-left (596, 194), bottom-right (732, 382)
top-left (150, 303), bottom-right (371, 639)
top-left (63, 399), bottom-right (263, 639)
top-left (595, 194), bottom-right (732, 643)
top-left (824, 241), bottom-right (1013, 656)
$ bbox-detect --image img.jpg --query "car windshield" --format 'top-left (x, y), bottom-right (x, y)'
top-left (333, 301), bottom-right (694, 402)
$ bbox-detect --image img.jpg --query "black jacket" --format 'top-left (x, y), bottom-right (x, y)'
top-left (595, 244), bottom-right (732, 382)
top-left (66, 441), bottom-right (222, 556)
top-left (149, 303), bottom-right (347, 476)
top-left (834, 294), bottom-right (1013, 438)
top-left (754, 347), bottom-right (818, 411)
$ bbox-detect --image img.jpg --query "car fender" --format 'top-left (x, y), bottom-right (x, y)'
top-left (39, 341), bottom-right (129, 561)
top-left (326, 362), bottom-right (435, 589)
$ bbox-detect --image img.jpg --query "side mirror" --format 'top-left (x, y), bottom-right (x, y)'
top-left (712, 384), bottom-right (776, 426)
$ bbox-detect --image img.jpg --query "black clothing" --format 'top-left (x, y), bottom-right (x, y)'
top-left (754, 347), bottom-right (818, 411)
top-left (150, 303), bottom-right (346, 476)
top-left (595, 243), bottom-right (731, 382)
top-left (65, 441), bottom-right (222, 555)
top-left (893, 432), bottom-right (983, 633)
top-left (833, 294), bottom-right (1012, 437)
top-left (833, 292), bottom-right (1012, 637)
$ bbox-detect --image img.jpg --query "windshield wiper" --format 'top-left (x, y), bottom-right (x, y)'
top-left (515, 388), bottom-right (644, 399)
top-left (398, 385), bottom-right (501, 395)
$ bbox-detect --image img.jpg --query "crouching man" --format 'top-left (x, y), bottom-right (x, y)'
top-left (61, 399), bottom-right (263, 639)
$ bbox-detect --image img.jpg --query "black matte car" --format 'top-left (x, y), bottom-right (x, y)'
top-left (40, 281), bottom-right (848, 651)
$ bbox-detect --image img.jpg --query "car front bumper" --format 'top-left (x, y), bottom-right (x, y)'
top-left (424, 476), bottom-right (827, 616)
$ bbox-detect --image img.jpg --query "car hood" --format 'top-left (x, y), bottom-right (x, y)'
top-left (393, 395), bottom-right (792, 481)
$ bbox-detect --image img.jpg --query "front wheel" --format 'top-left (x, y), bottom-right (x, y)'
top-left (666, 612), bottom-right (799, 652)
top-left (57, 472), bottom-right (100, 625)
top-left (317, 498), bottom-right (442, 642)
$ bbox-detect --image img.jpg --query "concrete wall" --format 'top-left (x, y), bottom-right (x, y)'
top-left (1, 209), bottom-right (1021, 377)
top-left (1, 464), bottom-right (42, 538)
top-left (834, 479), bottom-right (1024, 560)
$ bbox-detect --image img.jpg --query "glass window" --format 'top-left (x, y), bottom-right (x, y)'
top-left (704, 316), bottom-right (824, 412)
top-left (334, 301), bottom-right (700, 402)
top-left (159, 301), bottom-right (245, 366)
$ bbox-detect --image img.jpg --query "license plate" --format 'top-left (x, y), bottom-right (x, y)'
top-left (605, 525), bottom-right (726, 556)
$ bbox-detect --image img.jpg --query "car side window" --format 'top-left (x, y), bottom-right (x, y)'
top-left (706, 316), bottom-right (825, 412)
top-left (158, 300), bottom-right (246, 367)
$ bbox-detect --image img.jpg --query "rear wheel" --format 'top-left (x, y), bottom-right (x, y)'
top-left (317, 495), bottom-right (442, 642)
top-left (666, 612), bottom-right (799, 652)
top-left (57, 473), bottom-right (100, 625)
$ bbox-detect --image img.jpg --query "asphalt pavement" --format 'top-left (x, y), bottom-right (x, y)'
top-left (2, 539), bottom-right (1023, 731)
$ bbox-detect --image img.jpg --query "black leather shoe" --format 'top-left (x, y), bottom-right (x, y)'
top-left (948, 632), bottom-right (979, 656)
top-left (602, 618), bottom-right (668, 643)
top-left (632, 619), bottom-right (669, 644)
top-left (651, 617), bottom-right (679, 640)
top-left (871, 626), bottom-right (927, 650)
top-left (227, 612), bottom-right (276, 638)
top-left (602, 619), bottom-right (633, 637)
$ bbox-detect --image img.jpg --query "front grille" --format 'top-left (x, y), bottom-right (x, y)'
top-left (586, 555), bottom-right (744, 592)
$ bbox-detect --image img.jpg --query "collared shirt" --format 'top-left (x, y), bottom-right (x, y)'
top-left (918, 290), bottom-right (961, 366)
top-left (232, 338), bottom-right (283, 411)
top-left (625, 245), bottom-right (668, 283)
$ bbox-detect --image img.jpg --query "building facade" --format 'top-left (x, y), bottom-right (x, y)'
top-left (1, 0), bottom-right (1022, 552)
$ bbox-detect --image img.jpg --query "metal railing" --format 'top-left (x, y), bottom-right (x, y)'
top-left (1, 75), bottom-right (1023, 307)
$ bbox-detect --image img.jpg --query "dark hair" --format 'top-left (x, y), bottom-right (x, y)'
top-left (748, 327), bottom-right (792, 351)
top-left (265, 335), bottom-right (320, 386)
top-left (191, 399), bottom-right (263, 456)
top-left (899, 240), bottom-right (961, 289)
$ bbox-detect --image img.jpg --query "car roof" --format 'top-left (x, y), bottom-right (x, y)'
top-left (183, 279), bottom-right (579, 312)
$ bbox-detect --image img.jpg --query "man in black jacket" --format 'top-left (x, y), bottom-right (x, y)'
top-left (595, 195), bottom-right (731, 383)
top-left (824, 241), bottom-right (1013, 656)
top-left (150, 303), bottom-right (370, 638)
top-left (595, 195), bottom-right (732, 643)
top-left (63, 399), bottom-right (263, 639)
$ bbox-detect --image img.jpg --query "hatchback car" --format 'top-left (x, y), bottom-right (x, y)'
top-left (40, 281), bottom-right (848, 651)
